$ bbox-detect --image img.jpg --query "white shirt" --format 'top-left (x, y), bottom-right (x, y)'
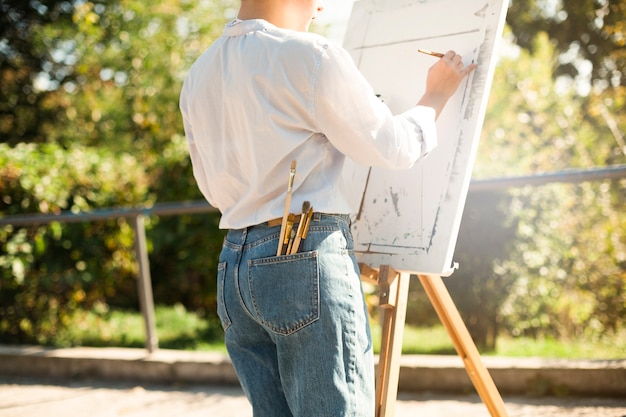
top-left (180, 19), bottom-right (437, 229)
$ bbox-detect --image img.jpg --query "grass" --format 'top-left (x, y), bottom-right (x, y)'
top-left (57, 305), bottom-right (625, 359)
top-left (372, 323), bottom-right (626, 359)
top-left (488, 332), bottom-right (626, 359)
top-left (371, 322), bottom-right (457, 355)
top-left (56, 303), bottom-right (226, 352)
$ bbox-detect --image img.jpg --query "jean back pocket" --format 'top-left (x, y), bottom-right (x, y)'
top-left (248, 251), bottom-right (320, 335)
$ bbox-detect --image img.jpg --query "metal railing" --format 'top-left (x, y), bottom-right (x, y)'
top-left (469, 164), bottom-right (626, 191)
top-left (1, 164), bottom-right (624, 353)
top-left (0, 200), bottom-right (217, 353)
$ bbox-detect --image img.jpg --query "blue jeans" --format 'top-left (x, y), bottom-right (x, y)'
top-left (217, 213), bottom-right (375, 417)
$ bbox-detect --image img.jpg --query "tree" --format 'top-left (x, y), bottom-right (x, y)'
top-left (36, 0), bottom-right (232, 154)
top-left (507, 0), bottom-right (626, 90)
top-left (0, 0), bottom-right (75, 145)
top-left (0, 0), bottom-right (236, 344)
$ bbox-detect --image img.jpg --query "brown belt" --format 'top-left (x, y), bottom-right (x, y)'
top-left (266, 214), bottom-right (303, 228)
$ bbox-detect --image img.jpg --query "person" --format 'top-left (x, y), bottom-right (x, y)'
top-left (179, 0), bottom-right (475, 414)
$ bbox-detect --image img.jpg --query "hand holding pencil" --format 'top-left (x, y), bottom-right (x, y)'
top-left (416, 48), bottom-right (476, 118)
top-left (417, 49), bottom-right (444, 58)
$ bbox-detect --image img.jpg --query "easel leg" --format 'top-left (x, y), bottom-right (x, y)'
top-left (375, 265), bottom-right (410, 417)
top-left (418, 274), bottom-right (509, 417)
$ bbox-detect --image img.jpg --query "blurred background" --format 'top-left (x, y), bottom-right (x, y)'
top-left (0, 0), bottom-right (624, 361)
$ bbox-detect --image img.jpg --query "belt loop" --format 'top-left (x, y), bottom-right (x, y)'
top-left (241, 226), bottom-right (248, 246)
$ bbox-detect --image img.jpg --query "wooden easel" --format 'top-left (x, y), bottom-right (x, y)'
top-left (360, 264), bottom-right (509, 417)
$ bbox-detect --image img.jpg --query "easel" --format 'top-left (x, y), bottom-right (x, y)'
top-left (360, 263), bottom-right (509, 417)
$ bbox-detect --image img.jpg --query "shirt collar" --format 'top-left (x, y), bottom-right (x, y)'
top-left (224, 19), bottom-right (274, 36)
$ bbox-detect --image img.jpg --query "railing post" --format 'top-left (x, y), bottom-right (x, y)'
top-left (130, 214), bottom-right (159, 353)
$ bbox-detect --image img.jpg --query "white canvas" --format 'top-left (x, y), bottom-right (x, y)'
top-left (342, 0), bottom-right (509, 275)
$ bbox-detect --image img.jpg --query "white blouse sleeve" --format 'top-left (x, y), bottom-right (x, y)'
top-left (313, 44), bottom-right (437, 170)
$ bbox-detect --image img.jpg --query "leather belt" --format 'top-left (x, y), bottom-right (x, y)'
top-left (266, 214), bottom-right (303, 228)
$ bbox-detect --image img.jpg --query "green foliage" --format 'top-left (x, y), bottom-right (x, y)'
top-left (0, 0), bottom-right (76, 145)
top-left (0, 143), bottom-right (149, 215)
top-left (0, 142), bottom-right (149, 343)
top-left (498, 180), bottom-right (625, 340)
top-left (1, 0), bottom-right (234, 149)
top-left (507, 0), bottom-right (626, 90)
top-left (467, 27), bottom-right (626, 342)
top-left (476, 30), bottom-right (598, 177)
top-left (0, 0), bottom-right (234, 345)
top-left (490, 330), bottom-right (626, 360)
top-left (149, 210), bottom-right (225, 314)
top-left (48, 0), bottom-right (234, 153)
top-left (0, 142), bottom-right (228, 343)
top-left (51, 303), bottom-right (224, 350)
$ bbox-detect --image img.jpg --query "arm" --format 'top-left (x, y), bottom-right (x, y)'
top-left (313, 46), bottom-right (475, 169)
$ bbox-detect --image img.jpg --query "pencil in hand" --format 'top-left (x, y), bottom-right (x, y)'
top-left (418, 48), bottom-right (444, 58)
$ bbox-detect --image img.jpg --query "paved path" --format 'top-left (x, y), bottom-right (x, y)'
top-left (1, 376), bottom-right (625, 417)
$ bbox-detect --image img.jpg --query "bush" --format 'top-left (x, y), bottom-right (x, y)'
top-left (0, 140), bottom-right (227, 345)
top-left (145, 135), bottom-right (226, 315)
top-left (0, 143), bottom-right (149, 344)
